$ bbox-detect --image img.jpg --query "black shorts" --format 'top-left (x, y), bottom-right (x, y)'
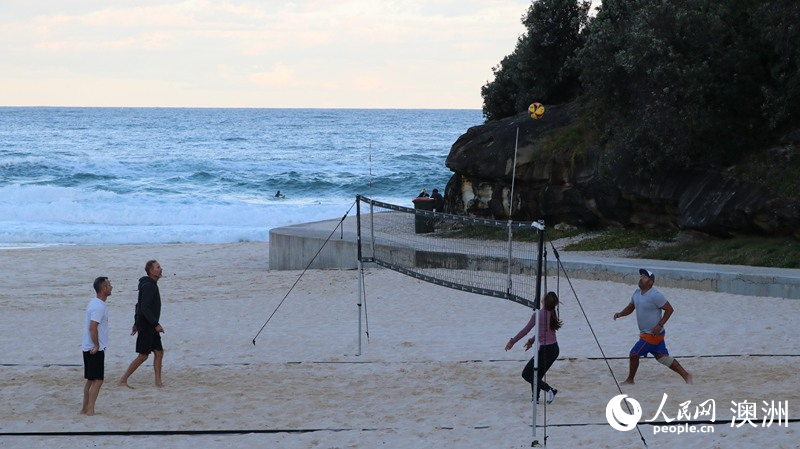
top-left (135, 324), bottom-right (164, 354)
top-left (83, 350), bottom-right (105, 380)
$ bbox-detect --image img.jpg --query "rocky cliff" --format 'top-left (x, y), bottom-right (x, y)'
top-left (443, 104), bottom-right (800, 239)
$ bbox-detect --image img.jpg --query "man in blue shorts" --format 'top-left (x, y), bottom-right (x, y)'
top-left (613, 268), bottom-right (692, 384)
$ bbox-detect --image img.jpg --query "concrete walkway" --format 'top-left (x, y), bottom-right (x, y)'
top-left (269, 217), bottom-right (800, 299)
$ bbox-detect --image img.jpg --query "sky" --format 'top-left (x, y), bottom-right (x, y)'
top-left (0, 0), bottom-right (537, 109)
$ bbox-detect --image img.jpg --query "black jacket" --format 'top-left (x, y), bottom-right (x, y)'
top-left (135, 276), bottom-right (161, 328)
top-left (431, 192), bottom-right (444, 211)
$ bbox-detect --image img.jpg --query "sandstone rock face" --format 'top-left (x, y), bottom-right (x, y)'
top-left (443, 105), bottom-right (800, 239)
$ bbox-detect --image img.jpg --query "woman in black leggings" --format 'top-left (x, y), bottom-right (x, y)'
top-left (505, 291), bottom-right (563, 404)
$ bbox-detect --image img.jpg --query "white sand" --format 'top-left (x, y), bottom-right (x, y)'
top-left (1, 243), bottom-right (797, 449)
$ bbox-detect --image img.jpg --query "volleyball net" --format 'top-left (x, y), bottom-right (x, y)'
top-left (355, 195), bottom-right (545, 309)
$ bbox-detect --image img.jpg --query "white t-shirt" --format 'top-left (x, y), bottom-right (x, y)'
top-left (82, 298), bottom-right (109, 351)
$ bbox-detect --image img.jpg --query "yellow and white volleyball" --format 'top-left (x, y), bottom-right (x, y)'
top-left (528, 102), bottom-right (545, 120)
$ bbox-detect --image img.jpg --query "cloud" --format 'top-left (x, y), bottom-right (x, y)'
top-left (1, 0), bottom-right (532, 108)
top-left (34, 31), bottom-right (174, 52)
top-left (249, 63), bottom-right (297, 87)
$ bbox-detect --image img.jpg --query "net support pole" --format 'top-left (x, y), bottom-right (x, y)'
top-left (534, 221), bottom-right (545, 309)
top-left (531, 307), bottom-right (541, 445)
top-left (357, 260), bottom-right (364, 356)
top-left (509, 126), bottom-right (520, 215)
top-left (369, 201), bottom-right (375, 258)
top-left (507, 126), bottom-right (520, 295)
top-left (356, 196), bottom-right (363, 356)
top-left (532, 221), bottom-right (546, 447)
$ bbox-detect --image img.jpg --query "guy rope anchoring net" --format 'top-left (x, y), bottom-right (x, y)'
top-left (252, 200), bottom-right (357, 346)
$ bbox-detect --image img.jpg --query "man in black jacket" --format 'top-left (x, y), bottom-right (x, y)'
top-left (118, 260), bottom-right (165, 388)
top-left (430, 188), bottom-right (444, 212)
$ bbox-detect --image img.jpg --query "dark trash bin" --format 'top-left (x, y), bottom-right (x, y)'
top-left (412, 197), bottom-right (435, 234)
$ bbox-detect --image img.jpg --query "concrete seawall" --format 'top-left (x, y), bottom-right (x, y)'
top-left (269, 218), bottom-right (800, 299)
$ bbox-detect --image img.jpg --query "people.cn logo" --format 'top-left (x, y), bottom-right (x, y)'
top-left (606, 394), bottom-right (643, 431)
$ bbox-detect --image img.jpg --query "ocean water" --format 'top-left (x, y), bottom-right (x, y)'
top-left (0, 107), bottom-right (482, 246)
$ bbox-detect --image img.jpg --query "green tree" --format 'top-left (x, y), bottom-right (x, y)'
top-left (481, 0), bottom-right (591, 121)
top-left (576, 0), bottom-right (797, 173)
top-left (481, 53), bottom-right (522, 121)
top-left (754, 1), bottom-right (800, 130)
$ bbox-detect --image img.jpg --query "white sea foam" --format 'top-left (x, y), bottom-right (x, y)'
top-left (0, 107), bottom-right (480, 244)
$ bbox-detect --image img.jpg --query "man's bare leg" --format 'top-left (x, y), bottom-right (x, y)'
top-left (153, 349), bottom-right (164, 387)
top-left (623, 355), bottom-right (639, 384)
top-left (81, 379), bottom-right (103, 416)
top-left (668, 359), bottom-right (693, 384)
top-left (81, 379), bottom-right (92, 414)
top-left (118, 353), bottom-right (149, 388)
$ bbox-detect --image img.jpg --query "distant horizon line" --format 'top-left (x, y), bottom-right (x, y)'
top-left (0, 105), bottom-right (483, 111)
